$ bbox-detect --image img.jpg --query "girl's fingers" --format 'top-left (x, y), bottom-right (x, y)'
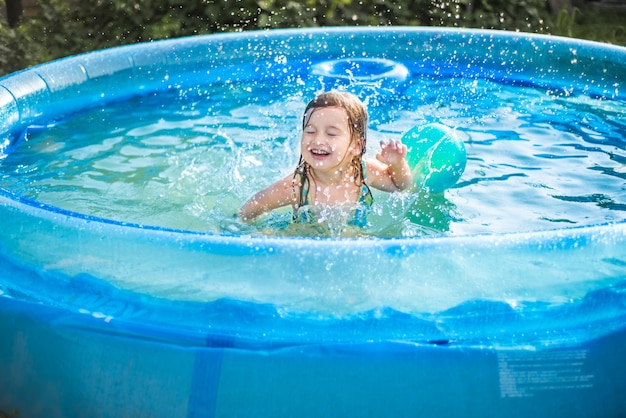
top-left (380, 139), bottom-right (405, 153)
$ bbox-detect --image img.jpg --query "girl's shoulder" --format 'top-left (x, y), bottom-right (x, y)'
top-left (276, 172), bottom-right (301, 202)
top-left (255, 172), bottom-right (300, 210)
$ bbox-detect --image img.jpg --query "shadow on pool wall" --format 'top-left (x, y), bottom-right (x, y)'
top-left (0, 27), bottom-right (625, 417)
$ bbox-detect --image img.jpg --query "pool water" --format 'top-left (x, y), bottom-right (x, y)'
top-left (2, 71), bottom-right (625, 238)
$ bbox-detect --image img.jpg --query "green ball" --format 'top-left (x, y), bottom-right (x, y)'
top-left (402, 123), bottom-right (467, 193)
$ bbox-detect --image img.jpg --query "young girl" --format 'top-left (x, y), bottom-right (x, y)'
top-left (239, 90), bottom-right (412, 225)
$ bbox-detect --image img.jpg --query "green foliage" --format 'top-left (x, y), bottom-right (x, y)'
top-left (553, 5), bottom-right (580, 38)
top-left (551, 5), bottom-right (626, 45)
top-left (483, 0), bottom-right (549, 31)
top-left (0, 0), bottom-right (624, 76)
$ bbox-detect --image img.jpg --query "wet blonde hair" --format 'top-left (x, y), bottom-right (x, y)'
top-left (293, 91), bottom-right (371, 213)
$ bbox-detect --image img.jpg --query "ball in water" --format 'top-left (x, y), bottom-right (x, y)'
top-left (402, 123), bottom-right (467, 193)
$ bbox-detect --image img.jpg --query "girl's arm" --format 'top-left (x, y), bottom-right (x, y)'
top-left (238, 174), bottom-right (297, 221)
top-left (366, 139), bottom-right (412, 192)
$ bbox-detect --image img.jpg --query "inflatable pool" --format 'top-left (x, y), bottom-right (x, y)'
top-left (0, 27), bottom-right (625, 417)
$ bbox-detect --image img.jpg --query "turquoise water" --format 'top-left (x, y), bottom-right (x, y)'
top-left (1, 71), bottom-right (625, 238)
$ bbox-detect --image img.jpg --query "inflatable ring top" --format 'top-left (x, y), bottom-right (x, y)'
top-left (310, 58), bottom-right (410, 93)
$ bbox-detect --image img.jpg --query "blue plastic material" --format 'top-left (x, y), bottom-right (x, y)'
top-left (0, 28), bottom-right (625, 418)
top-left (403, 123), bottom-right (467, 192)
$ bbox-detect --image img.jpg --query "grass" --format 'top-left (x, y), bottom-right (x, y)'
top-left (552, 5), bottom-right (626, 46)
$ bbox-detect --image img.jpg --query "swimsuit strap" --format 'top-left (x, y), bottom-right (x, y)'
top-left (360, 161), bottom-right (373, 206)
top-left (299, 171), bottom-right (311, 207)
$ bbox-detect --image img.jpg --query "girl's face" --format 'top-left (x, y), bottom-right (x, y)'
top-left (301, 106), bottom-right (361, 174)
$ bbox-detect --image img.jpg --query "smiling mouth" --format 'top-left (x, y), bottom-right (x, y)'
top-left (311, 149), bottom-right (330, 156)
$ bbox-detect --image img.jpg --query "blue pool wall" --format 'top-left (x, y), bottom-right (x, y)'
top-left (0, 27), bottom-right (625, 417)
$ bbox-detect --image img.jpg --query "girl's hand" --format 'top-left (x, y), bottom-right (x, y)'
top-left (367, 139), bottom-right (412, 192)
top-left (376, 139), bottom-right (408, 167)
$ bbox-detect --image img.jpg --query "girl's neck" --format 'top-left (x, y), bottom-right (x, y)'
top-left (308, 168), bottom-right (360, 205)
top-left (310, 166), bottom-right (351, 187)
